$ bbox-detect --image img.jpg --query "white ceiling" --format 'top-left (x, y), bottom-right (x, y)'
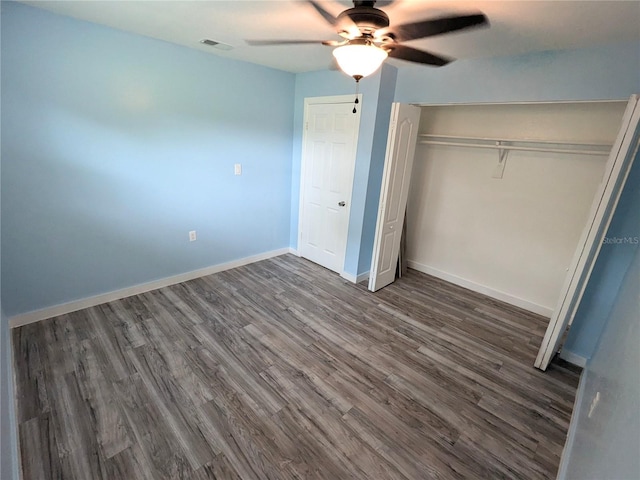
top-left (21, 0), bottom-right (640, 73)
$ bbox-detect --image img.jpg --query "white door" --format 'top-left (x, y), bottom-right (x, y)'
top-left (535, 95), bottom-right (640, 370)
top-left (298, 96), bottom-right (361, 274)
top-left (369, 103), bottom-right (421, 291)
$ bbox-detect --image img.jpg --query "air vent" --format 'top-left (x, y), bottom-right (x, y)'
top-left (200, 39), bottom-right (233, 51)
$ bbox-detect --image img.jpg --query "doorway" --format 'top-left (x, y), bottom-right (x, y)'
top-left (298, 95), bottom-right (361, 274)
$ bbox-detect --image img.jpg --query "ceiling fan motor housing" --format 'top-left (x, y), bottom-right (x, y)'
top-left (339, 7), bottom-right (390, 35)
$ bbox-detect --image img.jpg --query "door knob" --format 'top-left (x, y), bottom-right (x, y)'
top-left (338, 201), bottom-right (346, 207)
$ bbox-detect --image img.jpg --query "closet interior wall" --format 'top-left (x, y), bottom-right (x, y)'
top-left (405, 102), bottom-right (627, 317)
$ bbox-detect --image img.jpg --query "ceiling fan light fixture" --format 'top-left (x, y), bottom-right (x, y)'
top-left (332, 43), bottom-right (388, 79)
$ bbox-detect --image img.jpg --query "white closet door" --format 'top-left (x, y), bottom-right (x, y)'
top-left (369, 103), bottom-right (421, 292)
top-left (535, 95), bottom-right (640, 370)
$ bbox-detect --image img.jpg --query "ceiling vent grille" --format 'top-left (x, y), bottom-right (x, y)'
top-left (200, 39), bottom-right (233, 51)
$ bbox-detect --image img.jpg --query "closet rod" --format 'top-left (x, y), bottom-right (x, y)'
top-left (417, 140), bottom-right (611, 156)
top-left (418, 133), bottom-right (612, 148)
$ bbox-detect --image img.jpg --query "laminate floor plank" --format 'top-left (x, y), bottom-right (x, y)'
top-left (114, 373), bottom-right (197, 479)
top-left (104, 444), bottom-right (155, 480)
top-left (12, 324), bottom-right (50, 424)
top-left (198, 398), bottom-right (278, 480)
top-left (190, 454), bottom-right (243, 480)
top-left (18, 414), bottom-right (61, 480)
top-left (13, 254), bottom-right (580, 479)
top-left (72, 338), bottom-right (133, 459)
top-left (48, 372), bottom-right (109, 480)
top-left (128, 343), bottom-right (221, 470)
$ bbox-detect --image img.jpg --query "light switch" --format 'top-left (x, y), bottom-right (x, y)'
top-left (234, 163), bottom-right (242, 176)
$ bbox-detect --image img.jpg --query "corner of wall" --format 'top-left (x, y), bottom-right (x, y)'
top-left (356, 63), bottom-right (399, 276)
top-left (558, 348), bottom-right (588, 368)
top-left (1, 116), bottom-right (19, 478)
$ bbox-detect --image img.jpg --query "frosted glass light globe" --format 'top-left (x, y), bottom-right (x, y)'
top-left (332, 44), bottom-right (388, 79)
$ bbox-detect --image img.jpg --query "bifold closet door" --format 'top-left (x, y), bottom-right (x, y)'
top-left (369, 103), bottom-right (421, 292)
top-left (535, 94), bottom-right (640, 370)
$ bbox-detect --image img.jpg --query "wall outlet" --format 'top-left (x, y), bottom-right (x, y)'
top-left (189, 230), bottom-right (197, 242)
top-left (234, 163), bottom-right (242, 176)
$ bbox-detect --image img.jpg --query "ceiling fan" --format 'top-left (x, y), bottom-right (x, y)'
top-left (247, 0), bottom-right (489, 82)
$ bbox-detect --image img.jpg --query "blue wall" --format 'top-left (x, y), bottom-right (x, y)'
top-left (558, 234), bottom-right (639, 479)
top-left (1, 2), bottom-right (295, 316)
top-left (562, 143), bottom-right (640, 359)
top-left (357, 65), bottom-right (397, 275)
top-left (394, 40), bottom-right (640, 104)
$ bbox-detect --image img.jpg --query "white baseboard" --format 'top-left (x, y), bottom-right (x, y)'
top-left (288, 247), bottom-right (300, 256)
top-left (357, 271), bottom-right (370, 283)
top-left (9, 248), bottom-right (291, 329)
top-left (341, 270), bottom-right (370, 284)
top-left (406, 260), bottom-right (554, 317)
top-left (559, 349), bottom-right (588, 368)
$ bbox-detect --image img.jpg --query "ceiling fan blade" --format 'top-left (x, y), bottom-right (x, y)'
top-left (385, 44), bottom-right (452, 66)
top-left (245, 39), bottom-right (334, 46)
top-left (379, 13), bottom-right (488, 42)
top-left (307, 0), bottom-right (340, 26)
top-left (307, 0), bottom-right (360, 38)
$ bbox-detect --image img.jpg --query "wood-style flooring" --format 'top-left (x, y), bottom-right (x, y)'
top-left (12, 254), bottom-right (581, 479)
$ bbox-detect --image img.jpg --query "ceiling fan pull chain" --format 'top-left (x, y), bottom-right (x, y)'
top-left (353, 76), bottom-right (361, 114)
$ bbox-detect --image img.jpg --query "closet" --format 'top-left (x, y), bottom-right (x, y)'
top-left (408, 102), bottom-right (625, 316)
top-left (370, 98), bottom-right (640, 370)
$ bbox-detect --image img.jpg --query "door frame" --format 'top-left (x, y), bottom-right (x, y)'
top-left (297, 95), bottom-right (362, 275)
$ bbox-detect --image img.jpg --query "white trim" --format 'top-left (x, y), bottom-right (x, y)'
top-left (357, 271), bottom-right (370, 283)
top-left (556, 369), bottom-right (588, 480)
top-left (303, 94), bottom-right (361, 106)
top-left (411, 100), bottom-right (628, 107)
top-left (9, 248), bottom-right (290, 328)
top-left (341, 270), bottom-right (370, 284)
top-left (9, 324), bottom-right (21, 480)
top-left (559, 349), bottom-right (588, 368)
top-left (288, 247), bottom-right (300, 256)
top-left (406, 260), bottom-right (554, 317)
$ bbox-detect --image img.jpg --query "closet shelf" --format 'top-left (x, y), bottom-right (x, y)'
top-left (417, 134), bottom-right (613, 156)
